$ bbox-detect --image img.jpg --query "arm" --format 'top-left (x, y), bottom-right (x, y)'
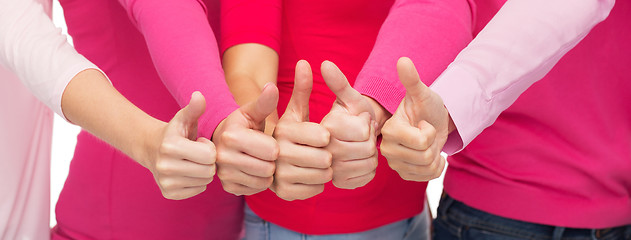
top-left (0, 0), bottom-right (98, 119)
top-left (431, 0), bottom-right (615, 153)
top-left (223, 43), bottom-right (279, 134)
top-left (355, 0), bottom-right (474, 125)
top-left (352, 0), bottom-right (474, 181)
top-left (117, 0), bottom-right (240, 139)
top-left (358, 0), bottom-right (613, 181)
top-left (1, 0), bottom-right (217, 199)
top-left (220, 0), bottom-right (333, 200)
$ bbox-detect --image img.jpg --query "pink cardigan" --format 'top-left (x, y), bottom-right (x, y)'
top-left (358, 0), bottom-right (629, 228)
top-left (52, 0), bottom-right (243, 239)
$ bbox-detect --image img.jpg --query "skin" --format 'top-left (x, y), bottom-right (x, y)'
top-left (217, 43), bottom-right (281, 196)
top-left (223, 41), bottom-right (392, 199)
top-left (213, 83), bottom-right (281, 196)
top-left (270, 60), bottom-right (332, 201)
top-left (319, 61), bottom-right (382, 190)
top-left (380, 57), bottom-right (456, 182)
top-left (61, 69), bottom-right (215, 199)
top-left (62, 67), bottom-right (282, 199)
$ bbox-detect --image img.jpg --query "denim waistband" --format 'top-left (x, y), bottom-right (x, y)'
top-left (436, 193), bottom-right (631, 240)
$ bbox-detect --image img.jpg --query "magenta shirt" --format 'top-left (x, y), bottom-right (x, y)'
top-left (52, 0), bottom-right (243, 239)
top-left (357, 0), bottom-right (629, 228)
top-left (444, 0), bottom-right (631, 228)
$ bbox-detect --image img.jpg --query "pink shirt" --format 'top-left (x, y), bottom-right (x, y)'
top-left (221, 0), bottom-right (471, 234)
top-left (52, 0), bottom-right (243, 239)
top-left (358, 0), bottom-right (629, 228)
top-left (0, 0), bottom-right (98, 238)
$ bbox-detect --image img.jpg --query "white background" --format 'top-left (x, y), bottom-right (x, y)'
top-left (49, 1), bottom-right (446, 228)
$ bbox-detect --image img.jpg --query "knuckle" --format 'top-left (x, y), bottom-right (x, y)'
top-left (369, 157), bottom-right (379, 170)
top-left (270, 145), bottom-right (280, 160)
top-left (261, 177), bottom-right (274, 189)
top-left (162, 191), bottom-right (179, 200)
top-left (208, 165), bottom-right (217, 178)
top-left (367, 143), bottom-right (378, 157)
top-left (400, 172), bottom-right (420, 182)
top-left (273, 167), bottom-right (288, 181)
top-left (216, 168), bottom-right (232, 181)
top-left (387, 159), bottom-right (400, 171)
top-left (380, 145), bottom-right (393, 158)
top-left (380, 122), bottom-right (393, 137)
top-left (274, 185), bottom-right (296, 201)
top-left (316, 127), bottom-right (331, 147)
top-left (323, 152), bottom-right (333, 167)
top-left (159, 141), bottom-right (177, 155)
top-left (324, 168), bottom-right (334, 182)
top-left (298, 186), bottom-right (324, 200)
top-left (358, 125), bottom-right (370, 140)
top-left (207, 149), bottom-right (217, 164)
top-left (315, 151), bottom-right (333, 168)
top-left (273, 123), bottom-right (288, 139)
top-left (220, 130), bottom-right (239, 146)
top-left (333, 179), bottom-right (354, 189)
top-left (160, 178), bottom-right (177, 190)
top-left (224, 184), bottom-right (242, 196)
top-left (427, 125), bottom-right (438, 138)
top-left (156, 161), bottom-right (174, 175)
top-left (259, 162), bottom-right (276, 177)
top-left (421, 149), bottom-right (436, 164)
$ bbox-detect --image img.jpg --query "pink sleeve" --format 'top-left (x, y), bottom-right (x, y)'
top-left (117, 0), bottom-right (239, 139)
top-left (220, 0), bottom-right (282, 53)
top-left (430, 0), bottom-right (614, 154)
top-left (354, 0), bottom-right (474, 146)
top-left (0, 0), bottom-right (102, 121)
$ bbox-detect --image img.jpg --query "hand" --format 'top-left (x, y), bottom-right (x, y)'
top-left (271, 60), bottom-right (332, 201)
top-left (381, 57), bottom-right (449, 181)
top-left (320, 61), bottom-right (378, 189)
top-left (147, 92), bottom-right (217, 200)
top-left (214, 83), bottom-right (280, 196)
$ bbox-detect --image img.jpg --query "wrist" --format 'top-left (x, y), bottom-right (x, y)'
top-left (135, 118), bottom-right (168, 169)
top-left (362, 95), bottom-right (391, 133)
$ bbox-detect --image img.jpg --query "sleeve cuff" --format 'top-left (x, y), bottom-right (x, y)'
top-left (54, 62), bottom-right (111, 123)
top-left (197, 99), bottom-right (239, 140)
top-left (354, 75), bottom-right (406, 115)
top-left (220, 31), bottom-right (281, 55)
top-left (430, 64), bottom-right (491, 154)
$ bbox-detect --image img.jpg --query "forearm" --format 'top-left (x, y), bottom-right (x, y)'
top-left (355, 0), bottom-right (473, 115)
top-left (0, 0), bottom-right (98, 118)
top-left (223, 43), bottom-right (279, 134)
top-left (431, 0), bottom-right (615, 153)
top-left (223, 44), bottom-right (279, 104)
top-left (61, 69), bottom-right (164, 167)
top-left (118, 0), bottom-right (239, 139)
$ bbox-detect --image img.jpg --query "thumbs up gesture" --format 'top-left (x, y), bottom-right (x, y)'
top-left (320, 61), bottom-right (378, 189)
top-left (147, 92), bottom-right (217, 200)
top-left (213, 83), bottom-right (280, 196)
top-left (381, 57), bottom-right (450, 181)
top-left (270, 60), bottom-right (333, 201)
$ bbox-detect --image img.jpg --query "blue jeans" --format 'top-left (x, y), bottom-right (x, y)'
top-left (243, 203), bottom-right (430, 240)
top-left (433, 194), bottom-right (631, 240)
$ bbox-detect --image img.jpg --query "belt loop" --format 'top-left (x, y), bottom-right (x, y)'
top-left (552, 227), bottom-right (565, 240)
top-left (438, 192), bottom-right (455, 218)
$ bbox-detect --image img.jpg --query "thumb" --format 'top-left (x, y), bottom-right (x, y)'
top-left (397, 57), bottom-right (430, 100)
top-left (174, 91), bottom-right (206, 139)
top-left (286, 60), bottom-right (313, 121)
top-left (240, 82), bottom-right (279, 124)
top-left (321, 60), bottom-right (368, 115)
